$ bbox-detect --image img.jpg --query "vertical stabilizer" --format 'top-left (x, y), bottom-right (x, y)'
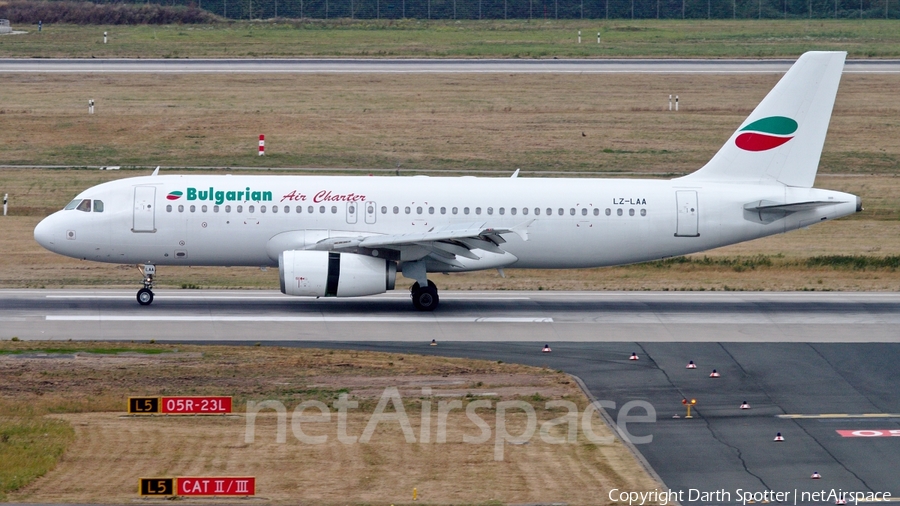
top-left (681, 51), bottom-right (846, 188)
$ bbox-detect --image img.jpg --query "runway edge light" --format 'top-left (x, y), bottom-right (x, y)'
top-left (629, 352), bottom-right (638, 361)
top-left (741, 401), bottom-right (750, 410)
top-left (709, 369), bottom-right (720, 378)
top-left (811, 471), bottom-right (821, 479)
top-left (542, 344), bottom-right (551, 353)
top-left (686, 360), bottom-right (697, 369)
top-left (774, 432), bottom-right (785, 442)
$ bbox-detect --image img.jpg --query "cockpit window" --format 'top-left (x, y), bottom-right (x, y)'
top-left (93, 200), bottom-right (104, 213)
top-left (76, 200), bottom-right (92, 212)
top-left (64, 199), bottom-right (81, 210)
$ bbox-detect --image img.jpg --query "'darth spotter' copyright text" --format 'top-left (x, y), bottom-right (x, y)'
top-left (609, 488), bottom-right (892, 505)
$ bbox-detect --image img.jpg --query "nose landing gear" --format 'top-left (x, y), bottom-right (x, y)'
top-left (137, 264), bottom-right (155, 306)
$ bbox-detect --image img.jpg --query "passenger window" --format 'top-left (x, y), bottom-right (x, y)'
top-left (76, 199), bottom-right (91, 212)
top-left (475, 207), bottom-right (482, 215)
top-left (261, 205), bottom-right (267, 213)
top-left (93, 200), bottom-right (104, 212)
top-left (248, 205), bottom-right (255, 213)
top-left (190, 205), bottom-right (196, 213)
top-left (214, 205), bottom-right (219, 213)
top-left (201, 205), bottom-right (207, 213)
top-left (166, 205), bottom-right (172, 212)
top-left (464, 207), bottom-right (470, 215)
top-left (535, 208), bottom-right (540, 215)
top-left (547, 208), bottom-right (552, 216)
top-left (429, 207), bottom-right (435, 215)
top-left (487, 207), bottom-right (493, 215)
top-left (558, 208), bottom-right (564, 216)
top-left (331, 206), bottom-right (337, 214)
top-left (178, 205), bottom-right (184, 213)
top-left (605, 208), bottom-right (611, 216)
top-left (641, 209), bottom-right (647, 216)
top-left (617, 208), bottom-right (623, 216)
top-left (405, 206), bottom-right (411, 214)
top-left (452, 207), bottom-right (458, 215)
top-left (393, 206), bottom-right (399, 214)
top-left (381, 206), bottom-right (387, 214)
top-left (570, 208), bottom-right (576, 216)
top-left (417, 206), bottom-right (423, 215)
top-left (498, 207), bottom-right (505, 215)
top-left (237, 205), bottom-right (243, 213)
top-left (581, 208), bottom-right (587, 216)
top-left (225, 205), bottom-right (231, 213)
top-left (512, 208), bottom-right (518, 215)
top-left (64, 199), bottom-right (81, 211)
top-left (308, 206), bottom-right (314, 214)
top-left (271, 205), bottom-right (277, 214)
top-left (440, 207), bottom-right (446, 215)
top-left (593, 208), bottom-right (599, 216)
top-left (629, 208), bottom-right (635, 216)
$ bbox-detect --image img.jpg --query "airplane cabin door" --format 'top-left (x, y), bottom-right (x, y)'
top-left (675, 190), bottom-right (699, 237)
top-left (132, 186), bottom-right (156, 233)
top-left (365, 201), bottom-right (377, 224)
top-left (346, 202), bottom-right (359, 224)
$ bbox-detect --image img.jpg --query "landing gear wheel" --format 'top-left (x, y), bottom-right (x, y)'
top-left (137, 288), bottom-right (154, 306)
top-left (411, 280), bottom-right (439, 311)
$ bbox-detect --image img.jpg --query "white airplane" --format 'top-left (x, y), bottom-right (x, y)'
top-left (34, 51), bottom-right (860, 311)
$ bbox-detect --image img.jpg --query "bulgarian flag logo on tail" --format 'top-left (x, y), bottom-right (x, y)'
top-left (166, 191), bottom-right (183, 201)
top-left (735, 116), bottom-right (798, 152)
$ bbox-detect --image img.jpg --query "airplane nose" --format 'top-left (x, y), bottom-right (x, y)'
top-left (34, 215), bottom-right (58, 250)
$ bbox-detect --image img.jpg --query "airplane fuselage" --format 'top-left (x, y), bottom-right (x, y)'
top-left (34, 174), bottom-right (859, 270)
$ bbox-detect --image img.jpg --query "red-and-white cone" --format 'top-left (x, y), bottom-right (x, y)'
top-left (542, 344), bottom-right (551, 353)
top-left (740, 401), bottom-right (750, 410)
top-left (629, 352), bottom-right (639, 361)
top-left (709, 369), bottom-right (721, 378)
top-left (686, 360), bottom-right (697, 369)
top-left (811, 471), bottom-right (821, 479)
top-left (774, 432), bottom-right (784, 442)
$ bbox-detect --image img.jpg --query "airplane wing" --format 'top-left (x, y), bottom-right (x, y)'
top-left (309, 221), bottom-right (532, 267)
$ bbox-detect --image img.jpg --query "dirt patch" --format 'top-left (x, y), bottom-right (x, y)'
top-left (12, 410), bottom-right (653, 505)
top-left (1, 342), bottom-right (659, 505)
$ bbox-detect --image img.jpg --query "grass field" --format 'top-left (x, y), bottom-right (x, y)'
top-left (0, 341), bottom-right (658, 504)
top-left (0, 73), bottom-right (898, 174)
top-left (0, 70), bottom-right (898, 291)
top-left (3, 19), bottom-right (900, 58)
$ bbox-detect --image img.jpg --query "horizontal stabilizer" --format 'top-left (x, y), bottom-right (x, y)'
top-left (744, 200), bottom-right (847, 212)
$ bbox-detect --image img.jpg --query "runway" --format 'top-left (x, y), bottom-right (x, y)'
top-left (2, 57), bottom-right (900, 73)
top-left (4, 288), bottom-right (899, 502)
top-left (2, 289), bottom-right (899, 342)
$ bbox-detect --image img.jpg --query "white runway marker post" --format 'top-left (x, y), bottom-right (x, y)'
top-left (88, 99), bottom-right (94, 114)
top-left (3, 194), bottom-right (7, 216)
top-left (258, 134), bottom-right (265, 156)
top-left (103, 31), bottom-right (107, 44)
top-left (675, 95), bottom-right (679, 111)
top-left (578, 30), bottom-right (581, 43)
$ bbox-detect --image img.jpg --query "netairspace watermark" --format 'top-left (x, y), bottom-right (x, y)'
top-left (610, 488), bottom-right (893, 506)
top-left (244, 387), bottom-right (657, 461)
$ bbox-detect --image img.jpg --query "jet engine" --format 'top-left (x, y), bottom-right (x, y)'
top-left (279, 250), bottom-right (396, 297)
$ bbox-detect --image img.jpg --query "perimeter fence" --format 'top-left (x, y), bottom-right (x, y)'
top-left (54, 0), bottom-right (900, 20)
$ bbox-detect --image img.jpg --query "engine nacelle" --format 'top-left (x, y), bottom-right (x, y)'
top-left (279, 250), bottom-right (396, 297)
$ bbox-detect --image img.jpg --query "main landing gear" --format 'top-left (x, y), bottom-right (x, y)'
top-left (410, 280), bottom-right (439, 311)
top-left (137, 264), bottom-right (156, 306)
